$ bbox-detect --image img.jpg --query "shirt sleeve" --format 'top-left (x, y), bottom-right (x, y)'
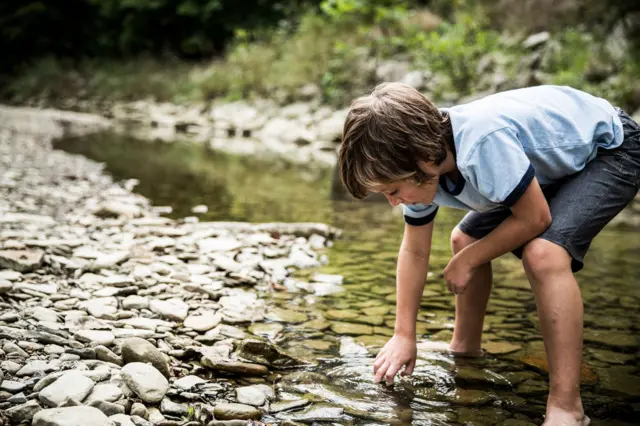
top-left (402, 203), bottom-right (439, 226)
top-left (461, 127), bottom-right (535, 207)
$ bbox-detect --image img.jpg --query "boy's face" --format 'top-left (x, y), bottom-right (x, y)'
top-left (368, 160), bottom-right (444, 207)
top-left (369, 178), bottom-right (438, 207)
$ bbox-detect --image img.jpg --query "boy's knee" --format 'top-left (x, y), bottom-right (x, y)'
top-left (450, 227), bottom-right (477, 254)
top-left (522, 238), bottom-right (571, 279)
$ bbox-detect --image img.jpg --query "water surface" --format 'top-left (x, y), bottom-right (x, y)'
top-left (56, 134), bottom-right (640, 425)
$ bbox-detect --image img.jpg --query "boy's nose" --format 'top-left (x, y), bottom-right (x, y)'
top-left (385, 194), bottom-right (402, 207)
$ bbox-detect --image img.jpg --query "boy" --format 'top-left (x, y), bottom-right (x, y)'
top-left (338, 82), bottom-right (640, 426)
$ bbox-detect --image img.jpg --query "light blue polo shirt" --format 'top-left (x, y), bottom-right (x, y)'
top-left (403, 85), bottom-right (624, 226)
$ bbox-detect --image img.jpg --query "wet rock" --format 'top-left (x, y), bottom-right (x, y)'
top-left (201, 357), bottom-right (268, 376)
top-left (455, 367), bottom-right (511, 387)
top-left (330, 322), bottom-right (373, 335)
top-left (451, 389), bottom-right (493, 406)
top-left (121, 337), bottom-right (170, 378)
top-left (121, 362), bottom-right (169, 403)
top-left (0, 249), bottom-right (44, 272)
top-left (596, 366), bottom-right (640, 396)
top-left (213, 402), bottom-right (261, 420)
top-left (588, 348), bottom-right (635, 365)
top-left (584, 329), bottom-right (638, 349)
top-left (277, 405), bottom-right (345, 422)
top-left (264, 307), bottom-right (308, 323)
top-left (39, 371), bottom-right (95, 407)
top-left (269, 399), bottom-right (310, 413)
top-left (497, 419), bottom-right (537, 426)
top-left (483, 341), bottom-right (522, 355)
top-left (5, 399), bottom-right (41, 424)
top-left (236, 339), bottom-right (308, 368)
top-left (32, 406), bottom-right (113, 426)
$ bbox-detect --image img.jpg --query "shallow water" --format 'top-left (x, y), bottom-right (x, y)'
top-left (56, 134), bottom-right (640, 425)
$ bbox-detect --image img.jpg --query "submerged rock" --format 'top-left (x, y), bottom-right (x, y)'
top-left (236, 339), bottom-right (309, 368)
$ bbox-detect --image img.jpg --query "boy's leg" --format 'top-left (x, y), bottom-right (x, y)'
top-left (448, 226), bottom-right (493, 353)
top-left (521, 239), bottom-right (586, 425)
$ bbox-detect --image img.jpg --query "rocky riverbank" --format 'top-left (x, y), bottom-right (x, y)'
top-left (0, 110), bottom-right (350, 425)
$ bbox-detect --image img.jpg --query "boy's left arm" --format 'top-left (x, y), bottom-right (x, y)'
top-left (444, 177), bottom-right (551, 294)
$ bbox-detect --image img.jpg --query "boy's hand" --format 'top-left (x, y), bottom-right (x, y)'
top-left (373, 334), bottom-right (417, 385)
top-left (444, 252), bottom-right (476, 295)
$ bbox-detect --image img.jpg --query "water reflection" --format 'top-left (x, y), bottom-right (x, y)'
top-left (55, 134), bottom-right (640, 425)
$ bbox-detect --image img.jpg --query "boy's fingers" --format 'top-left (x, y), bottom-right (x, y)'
top-left (373, 354), bottom-right (386, 371)
top-left (402, 358), bottom-right (416, 376)
top-left (374, 360), bottom-right (390, 383)
top-left (385, 363), bottom-right (401, 385)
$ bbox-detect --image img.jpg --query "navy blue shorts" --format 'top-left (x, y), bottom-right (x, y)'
top-left (458, 108), bottom-right (640, 272)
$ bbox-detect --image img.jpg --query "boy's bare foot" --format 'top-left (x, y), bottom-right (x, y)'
top-left (416, 340), bottom-right (485, 357)
top-left (542, 407), bottom-right (590, 426)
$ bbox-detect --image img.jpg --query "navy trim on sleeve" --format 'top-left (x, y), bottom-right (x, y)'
top-left (502, 163), bottom-right (535, 207)
top-left (404, 206), bottom-right (439, 226)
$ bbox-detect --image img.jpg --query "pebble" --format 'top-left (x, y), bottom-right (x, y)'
top-left (121, 362), bottom-right (169, 403)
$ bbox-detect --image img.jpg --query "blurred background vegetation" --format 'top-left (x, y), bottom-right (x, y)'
top-left (1, 0), bottom-right (639, 110)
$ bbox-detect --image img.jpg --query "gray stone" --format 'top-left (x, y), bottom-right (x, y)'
top-left (109, 414), bottom-right (136, 426)
top-left (269, 399), bottom-right (310, 413)
top-left (130, 402), bottom-right (149, 419)
top-left (1, 360), bottom-right (21, 374)
top-left (7, 391), bottom-right (27, 403)
top-left (32, 406), bottom-right (113, 426)
top-left (89, 399), bottom-right (125, 416)
top-left (0, 249), bottom-right (44, 272)
top-left (84, 298), bottom-right (118, 319)
top-left (38, 371), bottom-right (95, 407)
top-left (160, 397), bottom-right (188, 416)
top-left (149, 299), bottom-right (189, 321)
top-left (4, 341), bottom-right (29, 357)
top-left (201, 357), bottom-right (268, 376)
top-left (0, 279), bottom-right (13, 293)
top-left (74, 330), bottom-right (116, 346)
top-left (1, 380), bottom-right (29, 393)
top-left (213, 402), bottom-right (262, 420)
top-left (122, 296), bottom-right (148, 310)
top-left (16, 360), bottom-right (52, 377)
top-left (34, 373), bottom-right (63, 392)
top-left (121, 337), bottom-right (170, 378)
top-left (173, 375), bottom-right (206, 391)
top-left (236, 384), bottom-right (274, 406)
top-left (6, 399), bottom-right (42, 424)
top-left (95, 346), bottom-right (124, 366)
top-left (121, 362), bottom-right (168, 403)
top-left (85, 384), bottom-right (123, 404)
top-left (278, 405), bottom-right (344, 422)
top-left (522, 31), bottom-right (551, 49)
top-left (235, 339), bottom-right (307, 368)
top-left (183, 311), bottom-right (221, 332)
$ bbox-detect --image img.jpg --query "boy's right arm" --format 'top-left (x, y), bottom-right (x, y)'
top-left (373, 221), bottom-right (434, 385)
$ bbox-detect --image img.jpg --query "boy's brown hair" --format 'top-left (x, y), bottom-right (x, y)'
top-left (338, 82), bottom-right (450, 199)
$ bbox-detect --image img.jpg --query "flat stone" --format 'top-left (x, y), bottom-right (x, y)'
top-left (85, 383), bottom-right (123, 404)
top-left (14, 281), bottom-right (57, 295)
top-left (235, 339), bottom-right (307, 369)
top-left (95, 346), bottom-right (123, 366)
top-left (278, 405), bottom-right (344, 422)
top-left (32, 406), bottom-right (113, 426)
top-left (183, 311), bottom-right (222, 332)
top-left (121, 362), bottom-right (169, 403)
top-left (149, 299), bottom-right (189, 321)
top-left (213, 402), bottom-right (261, 420)
top-left (330, 322), bottom-right (374, 335)
top-left (173, 375), bottom-right (206, 391)
top-left (0, 270), bottom-right (22, 280)
top-left (236, 384), bottom-right (274, 406)
top-left (83, 298), bottom-right (118, 319)
top-left (121, 337), bottom-right (170, 378)
top-left (201, 357), bottom-right (268, 376)
top-left (483, 341), bottom-right (522, 355)
top-left (160, 397), bottom-right (188, 416)
top-left (0, 250), bottom-right (44, 272)
top-left (16, 360), bottom-right (53, 376)
top-left (0, 279), bottom-right (13, 293)
top-left (74, 330), bottom-right (115, 346)
top-left (1, 380), bottom-right (29, 393)
top-left (269, 399), bottom-right (310, 413)
top-left (122, 296), bottom-right (149, 310)
top-left (88, 399), bottom-right (125, 416)
top-left (39, 371), bottom-right (95, 407)
top-left (112, 328), bottom-right (155, 339)
top-left (584, 329), bottom-right (638, 349)
top-left (109, 414), bottom-right (137, 426)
